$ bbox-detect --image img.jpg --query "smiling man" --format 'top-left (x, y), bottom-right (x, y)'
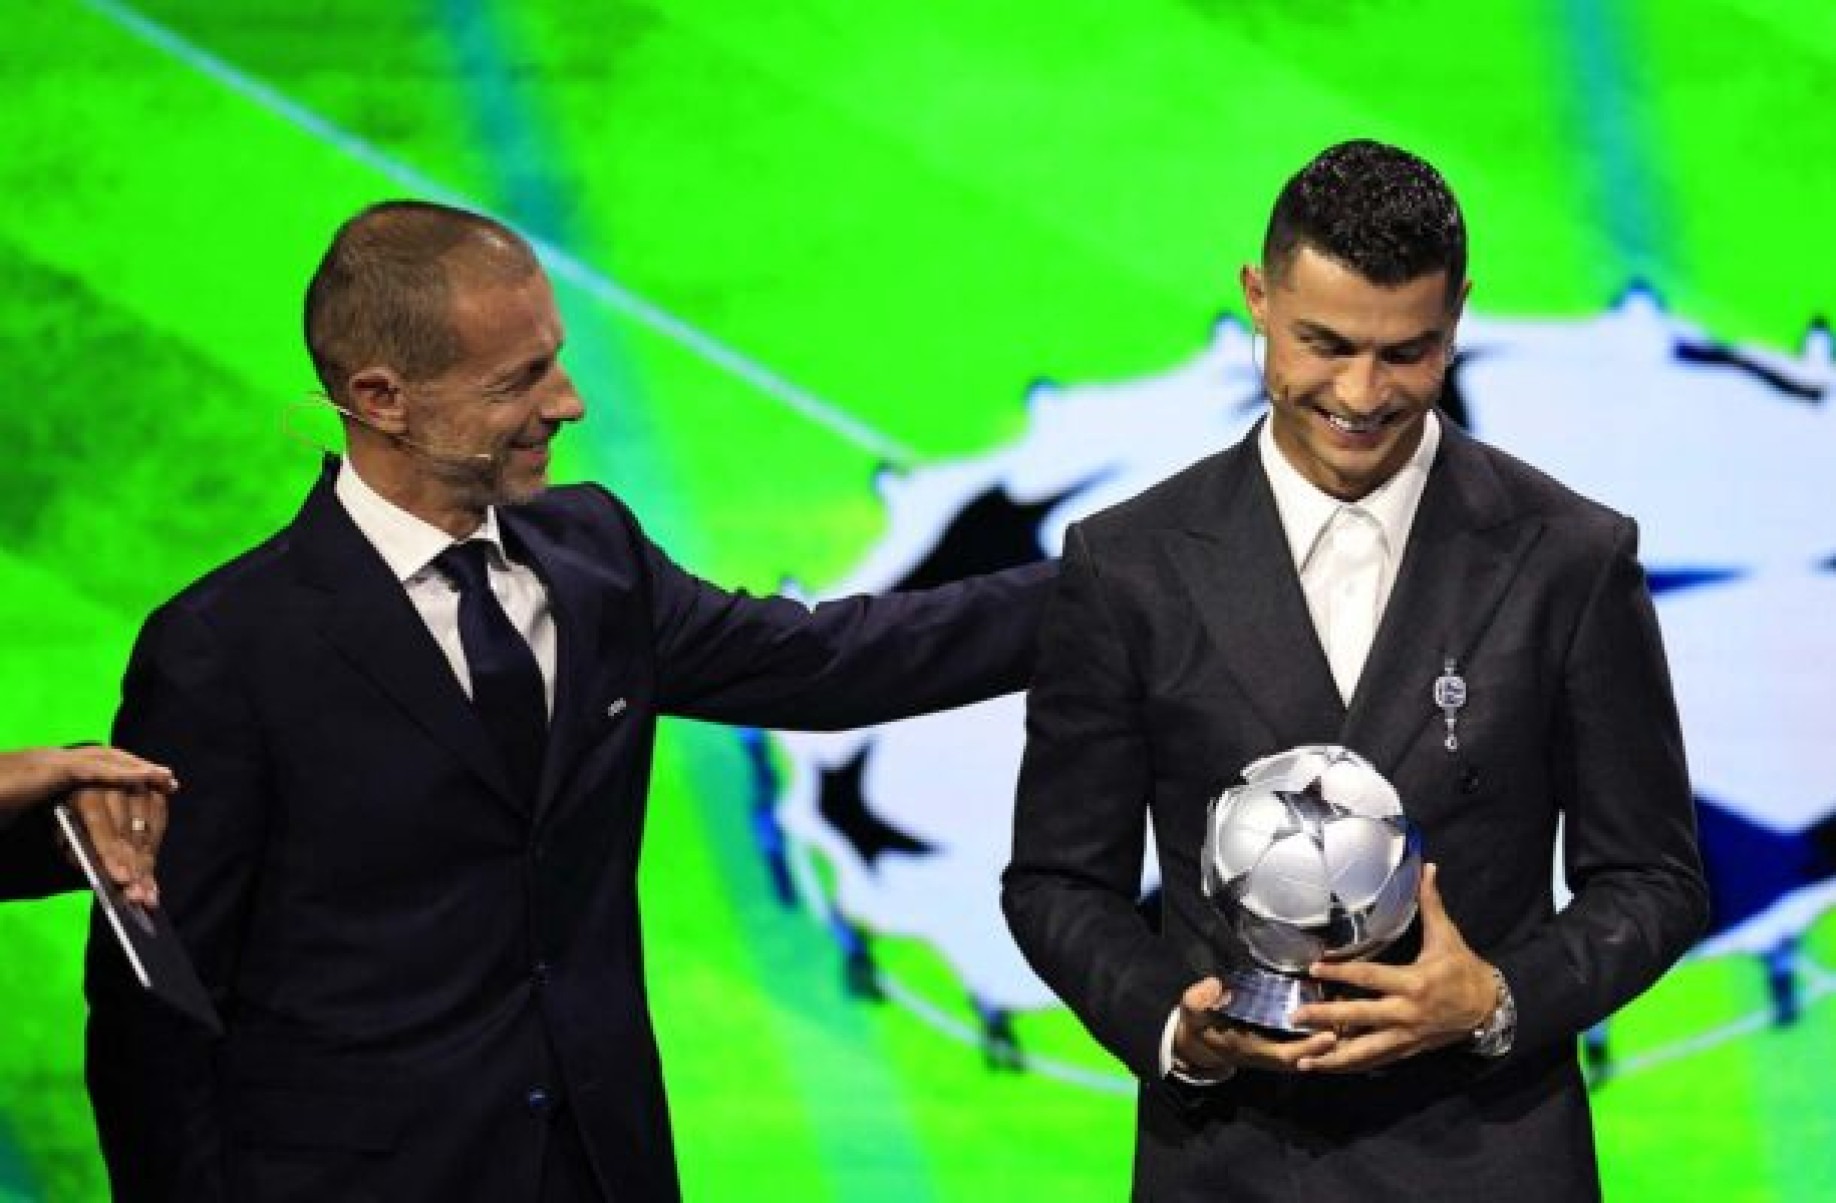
top-left (1246, 245), bottom-right (1462, 503)
top-left (85, 201), bottom-right (1053, 1202)
top-left (1003, 140), bottom-right (1706, 1200)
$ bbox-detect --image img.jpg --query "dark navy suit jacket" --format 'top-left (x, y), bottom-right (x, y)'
top-left (0, 805), bottom-right (75, 900)
top-left (88, 461), bottom-right (1053, 1202)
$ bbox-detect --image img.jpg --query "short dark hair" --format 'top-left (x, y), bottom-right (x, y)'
top-left (304, 200), bottom-right (540, 398)
top-left (1262, 140), bottom-right (1466, 302)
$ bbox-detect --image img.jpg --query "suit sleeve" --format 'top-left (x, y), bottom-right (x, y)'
top-left (86, 603), bottom-right (269, 1202)
top-left (0, 802), bottom-right (79, 900)
top-left (1001, 523), bottom-right (1194, 1080)
top-left (623, 495), bottom-right (1056, 729)
top-left (1494, 517), bottom-right (1709, 1056)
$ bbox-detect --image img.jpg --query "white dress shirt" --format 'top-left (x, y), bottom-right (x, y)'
top-left (1158, 411), bottom-right (1442, 1080)
top-left (334, 462), bottom-right (558, 716)
top-left (1261, 411), bottom-right (1442, 704)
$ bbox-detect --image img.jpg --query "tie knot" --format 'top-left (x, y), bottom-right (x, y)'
top-left (434, 541), bottom-right (495, 595)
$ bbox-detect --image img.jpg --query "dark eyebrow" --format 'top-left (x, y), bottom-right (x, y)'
top-left (1294, 321), bottom-right (1354, 346)
top-left (1291, 320), bottom-right (1445, 353)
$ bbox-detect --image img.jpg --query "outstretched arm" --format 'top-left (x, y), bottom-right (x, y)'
top-left (606, 484), bottom-right (1057, 729)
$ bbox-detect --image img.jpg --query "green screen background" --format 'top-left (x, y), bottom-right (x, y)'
top-left (2, 1), bottom-right (1832, 1198)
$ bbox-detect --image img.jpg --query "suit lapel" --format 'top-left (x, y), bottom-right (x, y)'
top-left (1340, 422), bottom-right (1543, 770)
top-left (499, 507), bottom-right (627, 821)
top-left (291, 463), bottom-right (526, 812)
top-left (1166, 436), bottom-right (1346, 747)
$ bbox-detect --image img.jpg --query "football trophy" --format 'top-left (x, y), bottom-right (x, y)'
top-left (1200, 744), bottom-right (1422, 1034)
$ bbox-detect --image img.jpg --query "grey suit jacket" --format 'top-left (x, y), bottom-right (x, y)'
top-left (1004, 418), bottom-right (1707, 1202)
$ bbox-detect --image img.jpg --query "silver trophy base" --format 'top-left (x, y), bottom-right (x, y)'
top-left (1219, 965), bottom-right (1328, 1036)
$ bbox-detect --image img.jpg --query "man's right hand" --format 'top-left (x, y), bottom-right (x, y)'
top-left (1172, 976), bottom-right (1338, 1077)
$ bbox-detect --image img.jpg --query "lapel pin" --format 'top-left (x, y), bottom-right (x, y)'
top-left (606, 698), bottom-right (628, 720)
top-left (1433, 657), bottom-right (1467, 752)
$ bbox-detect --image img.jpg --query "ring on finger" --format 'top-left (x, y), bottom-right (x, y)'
top-left (129, 816), bottom-right (150, 836)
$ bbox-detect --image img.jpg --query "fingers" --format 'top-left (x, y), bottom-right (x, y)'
top-left (59, 748), bottom-right (174, 909)
top-left (126, 791), bottom-right (167, 890)
top-left (1172, 978), bottom-right (1337, 1076)
top-left (1289, 993), bottom-right (1416, 1073)
top-left (1416, 861), bottom-right (1453, 946)
top-left (0, 745), bottom-right (177, 816)
top-left (64, 746), bottom-right (178, 795)
top-left (136, 792), bottom-right (170, 857)
top-left (68, 787), bottom-right (162, 909)
top-left (1292, 862), bottom-right (1494, 1069)
top-left (1174, 978), bottom-right (1340, 1075)
top-left (1307, 957), bottom-right (1405, 994)
top-left (70, 787), bottom-right (137, 883)
top-left (1290, 994), bottom-right (1394, 1036)
top-left (1172, 977), bottom-right (1235, 1073)
top-left (117, 790), bottom-right (165, 909)
top-left (1296, 1027), bottom-right (1410, 1073)
top-left (1179, 975), bottom-right (1226, 1016)
top-left (1223, 1027), bottom-right (1337, 1072)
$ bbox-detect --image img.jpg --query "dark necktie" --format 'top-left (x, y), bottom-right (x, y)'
top-left (435, 540), bottom-right (548, 801)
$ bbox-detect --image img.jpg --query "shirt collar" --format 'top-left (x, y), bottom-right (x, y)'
top-left (334, 459), bottom-right (508, 584)
top-left (1257, 409), bottom-right (1442, 572)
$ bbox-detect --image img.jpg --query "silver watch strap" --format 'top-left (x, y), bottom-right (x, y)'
top-left (1471, 966), bottom-right (1517, 1059)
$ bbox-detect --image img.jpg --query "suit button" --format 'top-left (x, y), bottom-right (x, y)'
top-left (526, 1087), bottom-right (553, 1116)
top-left (532, 961), bottom-right (552, 987)
top-left (1460, 767), bottom-right (1482, 794)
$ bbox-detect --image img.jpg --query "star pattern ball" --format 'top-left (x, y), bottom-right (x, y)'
top-left (1201, 745), bottom-right (1422, 974)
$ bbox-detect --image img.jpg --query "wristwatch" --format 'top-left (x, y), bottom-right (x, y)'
top-left (1470, 966), bottom-right (1517, 1059)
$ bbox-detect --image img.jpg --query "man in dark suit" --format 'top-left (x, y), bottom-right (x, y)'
top-left (0, 745), bottom-right (173, 903)
top-left (85, 200), bottom-right (1054, 1202)
top-left (1003, 140), bottom-right (1707, 1200)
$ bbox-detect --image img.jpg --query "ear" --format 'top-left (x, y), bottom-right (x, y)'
top-left (1445, 276), bottom-right (1473, 323)
top-left (1445, 278), bottom-right (1473, 358)
top-left (346, 366), bottom-right (408, 433)
top-left (1240, 263), bottom-right (1269, 332)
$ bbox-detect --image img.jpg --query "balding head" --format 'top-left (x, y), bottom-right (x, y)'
top-left (304, 200), bottom-right (541, 401)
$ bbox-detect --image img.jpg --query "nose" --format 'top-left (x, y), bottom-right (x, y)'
top-left (541, 363), bottom-right (586, 424)
top-left (1335, 353), bottom-right (1387, 414)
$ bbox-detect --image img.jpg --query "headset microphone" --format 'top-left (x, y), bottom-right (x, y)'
top-left (309, 395), bottom-right (500, 472)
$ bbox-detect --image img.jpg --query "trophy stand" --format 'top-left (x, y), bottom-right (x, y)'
top-left (1218, 963), bottom-right (1328, 1037)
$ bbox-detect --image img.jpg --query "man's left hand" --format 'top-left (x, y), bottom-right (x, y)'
top-left (66, 784), bottom-right (168, 909)
top-left (0, 746), bottom-right (176, 909)
top-left (1287, 862), bottom-right (1496, 1073)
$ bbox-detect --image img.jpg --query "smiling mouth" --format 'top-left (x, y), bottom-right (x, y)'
top-left (1312, 406), bottom-right (1396, 436)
